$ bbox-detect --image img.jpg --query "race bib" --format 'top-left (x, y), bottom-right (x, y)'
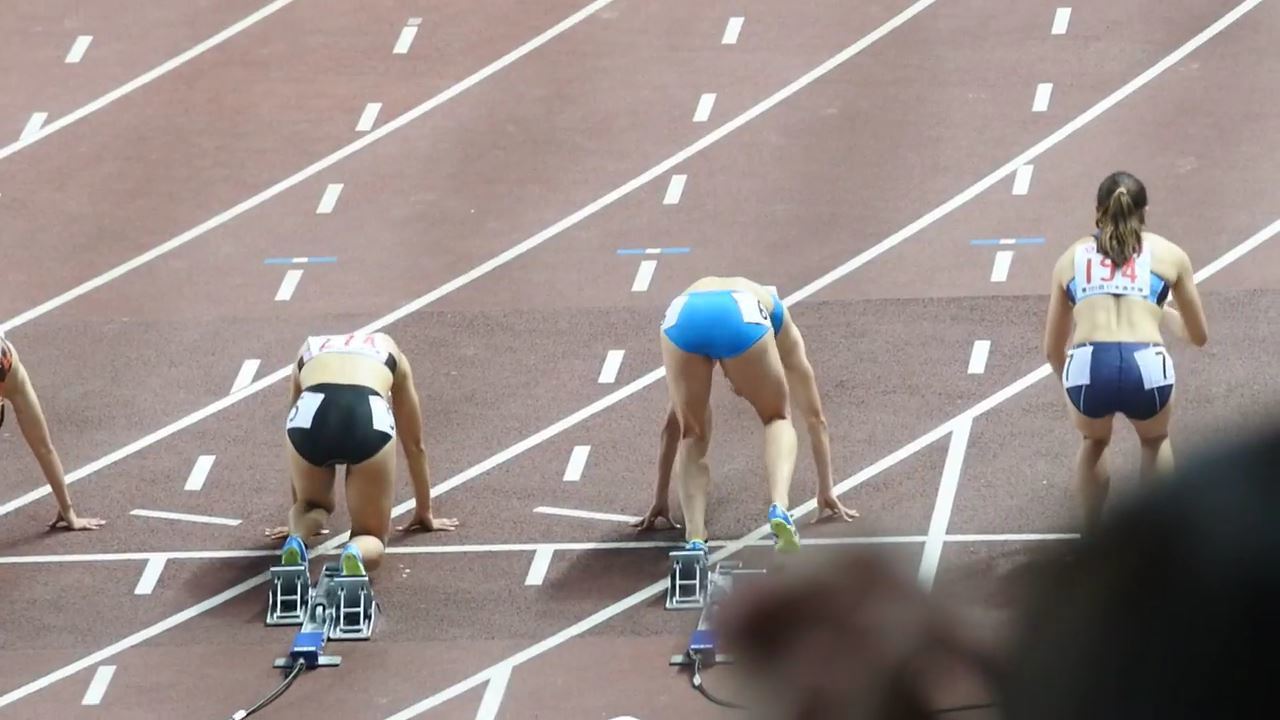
top-left (286, 390), bottom-right (325, 430)
top-left (661, 295), bottom-right (688, 330)
top-left (1062, 345), bottom-right (1092, 389)
top-left (1133, 346), bottom-right (1175, 390)
top-left (731, 291), bottom-right (769, 326)
top-left (369, 396), bottom-right (396, 435)
top-left (1072, 243), bottom-right (1152, 301)
top-left (302, 333), bottom-right (389, 364)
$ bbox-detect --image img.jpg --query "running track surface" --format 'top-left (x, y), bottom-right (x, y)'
top-left (1, 1), bottom-right (1278, 718)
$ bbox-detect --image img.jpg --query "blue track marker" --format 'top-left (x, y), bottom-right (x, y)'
top-left (264, 256), bottom-right (338, 265)
top-left (616, 247), bottom-right (692, 255)
top-left (969, 237), bottom-right (1045, 246)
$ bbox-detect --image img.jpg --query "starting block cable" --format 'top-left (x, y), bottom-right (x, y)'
top-left (228, 660), bottom-right (305, 720)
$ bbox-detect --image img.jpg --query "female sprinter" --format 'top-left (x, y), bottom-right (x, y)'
top-left (0, 332), bottom-right (105, 531)
top-left (1042, 171), bottom-right (1208, 533)
top-left (632, 276), bottom-right (857, 553)
top-left (267, 331), bottom-right (458, 576)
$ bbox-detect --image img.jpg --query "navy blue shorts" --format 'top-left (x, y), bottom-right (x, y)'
top-left (661, 289), bottom-right (776, 360)
top-left (1062, 342), bottom-right (1175, 421)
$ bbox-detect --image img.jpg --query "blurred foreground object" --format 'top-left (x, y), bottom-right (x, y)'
top-left (1001, 417), bottom-right (1280, 719)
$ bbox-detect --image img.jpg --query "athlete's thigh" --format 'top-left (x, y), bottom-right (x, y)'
top-left (344, 440), bottom-right (396, 541)
top-left (287, 438), bottom-right (337, 510)
top-left (719, 333), bottom-right (789, 423)
top-left (660, 333), bottom-right (715, 437)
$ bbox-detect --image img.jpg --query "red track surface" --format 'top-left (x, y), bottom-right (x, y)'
top-left (1, 1), bottom-right (1277, 718)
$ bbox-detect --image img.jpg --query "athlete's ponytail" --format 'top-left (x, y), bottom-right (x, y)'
top-left (1095, 171), bottom-right (1147, 266)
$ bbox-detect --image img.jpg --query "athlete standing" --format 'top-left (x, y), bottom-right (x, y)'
top-left (1042, 171), bottom-right (1208, 532)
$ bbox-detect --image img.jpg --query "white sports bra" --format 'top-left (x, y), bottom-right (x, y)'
top-left (297, 333), bottom-right (398, 374)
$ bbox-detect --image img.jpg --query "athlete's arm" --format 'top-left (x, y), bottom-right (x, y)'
top-left (1043, 253), bottom-right (1075, 378)
top-left (632, 404), bottom-right (681, 531)
top-left (777, 321), bottom-right (856, 522)
top-left (1168, 246), bottom-right (1209, 347)
top-left (387, 345), bottom-right (458, 533)
top-left (3, 343), bottom-right (104, 530)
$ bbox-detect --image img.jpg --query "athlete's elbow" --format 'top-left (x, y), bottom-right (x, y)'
top-left (804, 413), bottom-right (828, 434)
top-left (1190, 329), bottom-right (1208, 347)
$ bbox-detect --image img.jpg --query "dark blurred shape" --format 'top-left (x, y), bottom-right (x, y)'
top-left (718, 550), bottom-right (998, 720)
top-left (1000, 418), bottom-right (1280, 720)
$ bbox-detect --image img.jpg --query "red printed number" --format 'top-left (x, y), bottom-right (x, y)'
top-left (1085, 256), bottom-right (1137, 284)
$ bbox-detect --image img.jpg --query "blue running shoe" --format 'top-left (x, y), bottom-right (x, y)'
top-left (768, 503), bottom-right (800, 553)
top-left (340, 543), bottom-right (367, 577)
top-left (280, 535), bottom-right (308, 566)
top-left (685, 539), bottom-right (708, 554)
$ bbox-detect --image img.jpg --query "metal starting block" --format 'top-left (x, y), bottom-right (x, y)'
top-left (269, 561), bottom-right (378, 671)
top-left (266, 564), bottom-right (311, 626)
top-left (666, 549), bottom-right (710, 610)
top-left (669, 561), bottom-right (767, 668)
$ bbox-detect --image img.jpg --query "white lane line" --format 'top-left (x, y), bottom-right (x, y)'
top-left (0, 3), bottom-right (1263, 707)
top-left (597, 350), bottom-right (625, 384)
top-left (133, 557), bottom-right (167, 595)
top-left (183, 455), bottom-right (217, 492)
top-left (631, 260), bottom-right (657, 292)
top-left (393, 19), bottom-right (422, 54)
top-left (19, 113), bottom-right (48, 142)
top-left (917, 419), bottom-right (972, 591)
top-left (1052, 7), bottom-right (1073, 35)
top-left (355, 102), bottom-right (383, 132)
top-left (65, 35), bottom-right (94, 64)
top-left (0, 0), bottom-right (621, 336)
top-left (129, 509), bottom-right (241, 526)
top-left (1032, 82), bottom-right (1054, 112)
top-left (563, 445), bottom-right (591, 482)
top-left (722, 16), bottom-right (744, 44)
top-left (274, 269), bottom-right (303, 301)
top-left (1011, 164), bottom-right (1035, 195)
top-left (0, 1), bottom-right (297, 162)
top-left (533, 506), bottom-right (641, 524)
top-left (524, 548), bottom-right (554, 586)
top-left (379, 208), bottom-right (1280, 720)
top-left (475, 664), bottom-right (512, 720)
top-left (692, 93), bottom-right (717, 123)
top-left (315, 183), bottom-right (344, 214)
top-left (0, 532), bottom-right (1083, 566)
top-left (80, 666), bottom-right (115, 706)
top-left (230, 359), bottom-right (260, 393)
top-left (662, 174), bottom-right (687, 205)
top-left (990, 250), bottom-right (1013, 282)
top-left (967, 340), bottom-right (991, 374)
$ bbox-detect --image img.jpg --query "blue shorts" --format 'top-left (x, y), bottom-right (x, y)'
top-left (660, 289), bottom-right (784, 360)
top-left (1062, 342), bottom-right (1175, 421)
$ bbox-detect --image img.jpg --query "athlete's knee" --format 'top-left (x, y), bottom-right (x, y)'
top-left (1080, 436), bottom-right (1110, 452)
top-left (1138, 433), bottom-right (1169, 448)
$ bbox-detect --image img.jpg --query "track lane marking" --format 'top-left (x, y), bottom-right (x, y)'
top-left (0, 0), bottom-right (622, 336)
top-left (0, 0), bottom-right (1263, 707)
top-left (0, 532), bottom-right (1081, 566)
top-left (0, 1), bottom-right (298, 162)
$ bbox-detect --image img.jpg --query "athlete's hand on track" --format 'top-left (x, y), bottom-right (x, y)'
top-left (813, 493), bottom-right (859, 523)
top-left (49, 510), bottom-right (105, 531)
top-left (397, 512), bottom-right (459, 533)
top-left (263, 526), bottom-right (330, 540)
top-left (630, 501), bottom-right (681, 531)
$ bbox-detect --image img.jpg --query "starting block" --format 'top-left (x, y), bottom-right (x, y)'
top-left (266, 564), bottom-right (310, 626)
top-left (268, 560), bottom-right (378, 670)
top-left (666, 549), bottom-right (710, 610)
top-left (669, 561), bottom-right (766, 668)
